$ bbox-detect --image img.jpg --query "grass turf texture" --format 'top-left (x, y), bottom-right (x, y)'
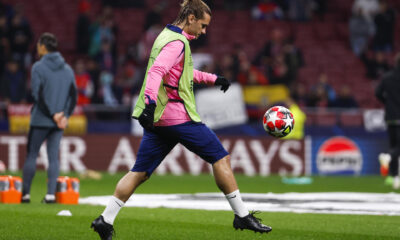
top-left (0, 171), bottom-right (399, 240)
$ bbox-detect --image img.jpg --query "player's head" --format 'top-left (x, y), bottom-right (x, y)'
top-left (173, 0), bottom-right (211, 39)
top-left (37, 32), bottom-right (58, 57)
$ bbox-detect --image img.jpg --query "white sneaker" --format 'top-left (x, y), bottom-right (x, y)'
top-left (21, 194), bottom-right (30, 203)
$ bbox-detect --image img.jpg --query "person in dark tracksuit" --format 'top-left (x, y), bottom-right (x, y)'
top-left (375, 53), bottom-right (400, 189)
top-left (21, 33), bottom-right (77, 203)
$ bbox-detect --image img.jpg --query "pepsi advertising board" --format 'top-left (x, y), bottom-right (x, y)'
top-left (312, 136), bottom-right (387, 175)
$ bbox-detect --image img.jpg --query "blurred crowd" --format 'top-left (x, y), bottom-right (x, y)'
top-left (350, 0), bottom-right (396, 79)
top-left (0, 0), bottom-right (397, 115)
top-left (0, 2), bottom-right (32, 104)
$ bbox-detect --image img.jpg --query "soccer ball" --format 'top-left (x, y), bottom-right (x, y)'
top-left (263, 106), bottom-right (294, 138)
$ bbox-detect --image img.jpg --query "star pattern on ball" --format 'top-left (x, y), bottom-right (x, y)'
top-left (263, 106), bottom-right (294, 138)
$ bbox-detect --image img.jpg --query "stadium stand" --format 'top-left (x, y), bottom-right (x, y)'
top-left (0, 0), bottom-right (399, 131)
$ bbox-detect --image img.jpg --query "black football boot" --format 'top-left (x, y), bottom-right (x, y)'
top-left (233, 211), bottom-right (272, 233)
top-left (91, 215), bottom-right (114, 240)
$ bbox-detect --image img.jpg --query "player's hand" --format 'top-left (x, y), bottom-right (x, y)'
top-left (53, 112), bottom-right (64, 123)
top-left (138, 104), bottom-right (156, 130)
top-left (57, 116), bottom-right (68, 130)
top-left (215, 76), bottom-right (231, 93)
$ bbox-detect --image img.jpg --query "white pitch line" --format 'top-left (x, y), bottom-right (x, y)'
top-left (79, 192), bottom-right (400, 216)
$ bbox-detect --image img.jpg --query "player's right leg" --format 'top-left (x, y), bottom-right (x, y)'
top-left (22, 127), bottom-right (51, 203)
top-left (91, 128), bottom-right (177, 240)
top-left (91, 171), bottom-right (148, 240)
top-left (388, 125), bottom-right (400, 189)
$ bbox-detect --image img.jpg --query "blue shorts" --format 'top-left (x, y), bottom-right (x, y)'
top-left (131, 121), bottom-right (228, 176)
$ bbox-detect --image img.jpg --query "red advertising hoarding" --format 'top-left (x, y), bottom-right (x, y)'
top-left (0, 135), bottom-right (310, 176)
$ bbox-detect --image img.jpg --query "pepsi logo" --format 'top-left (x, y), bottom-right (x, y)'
top-left (317, 137), bottom-right (362, 174)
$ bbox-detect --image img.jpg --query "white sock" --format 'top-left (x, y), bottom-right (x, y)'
top-left (45, 194), bottom-right (55, 200)
top-left (101, 196), bottom-right (125, 225)
top-left (225, 190), bottom-right (248, 218)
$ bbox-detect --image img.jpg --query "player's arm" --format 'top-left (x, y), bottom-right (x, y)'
top-left (193, 70), bottom-right (231, 93)
top-left (139, 40), bottom-right (183, 130)
top-left (31, 65), bottom-right (54, 118)
top-left (143, 41), bottom-right (184, 104)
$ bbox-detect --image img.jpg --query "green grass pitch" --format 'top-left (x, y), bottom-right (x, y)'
top-left (0, 171), bottom-right (399, 240)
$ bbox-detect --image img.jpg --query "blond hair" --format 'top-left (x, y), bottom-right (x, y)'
top-left (173, 0), bottom-right (211, 25)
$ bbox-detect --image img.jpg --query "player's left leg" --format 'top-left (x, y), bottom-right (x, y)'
top-left (178, 122), bottom-right (271, 233)
top-left (212, 155), bottom-right (272, 233)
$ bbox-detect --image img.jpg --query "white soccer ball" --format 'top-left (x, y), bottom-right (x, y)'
top-left (263, 106), bottom-right (294, 138)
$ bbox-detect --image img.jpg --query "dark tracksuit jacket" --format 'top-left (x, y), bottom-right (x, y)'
top-left (30, 52), bottom-right (77, 127)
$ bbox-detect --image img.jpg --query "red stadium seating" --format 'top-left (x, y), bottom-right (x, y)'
top-left (3, 0), bottom-right (399, 109)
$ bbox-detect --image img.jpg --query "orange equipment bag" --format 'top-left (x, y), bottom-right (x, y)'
top-left (0, 176), bottom-right (22, 204)
top-left (55, 176), bottom-right (80, 204)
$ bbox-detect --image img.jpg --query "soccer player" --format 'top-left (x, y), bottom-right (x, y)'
top-left (21, 33), bottom-right (77, 203)
top-left (375, 52), bottom-right (400, 189)
top-left (91, 0), bottom-right (272, 239)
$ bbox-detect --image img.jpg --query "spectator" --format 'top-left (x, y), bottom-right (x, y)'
top-left (214, 54), bottom-right (234, 83)
top-left (290, 82), bottom-right (308, 107)
top-left (88, 7), bottom-right (118, 58)
top-left (95, 40), bottom-right (116, 74)
top-left (287, 0), bottom-right (314, 21)
top-left (237, 60), bottom-right (269, 86)
top-left (352, 0), bottom-right (379, 22)
top-left (307, 84), bottom-right (329, 107)
top-left (0, 14), bottom-right (10, 73)
top-left (349, 8), bottom-right (375, 56)
top-left (361, 50), bottom-right (391, 79)
top-left (116, 63), bottom-right (139, 105)
top-left (137, 20), bottom-right (163, 64)
top-left (74, 59), bottom-right (93, 105)
top-left (308, 73), bottom-right (336, 107)
top-left (76, 0), bottom-right (92, 54)
top-left (99, 71), bottom-right (118, 106)
top-left (116, 42), bottom-right (145, 103)
top-left (8, 11), bottom-right (32, 68)
top-left (0, 2), bottom-right (14, 20)
top-left (373, 0), bottom-right (395, 52)
top-left (313, 0), bottom-right (327, 20)
top-left (251, 0), bottom-right (284, 20)
top-left (254, 28), bottom-right (285, 67)
top-left (224, 0), bottom-right (247, 11)
top-left (143, 2), bottom-right (165, 31)
top-left (282, 37), bottom-right (304, 82)
top-left (86, 58), bottom-right (102, 103)
top-left (268, 53), bottom-right (291, 85)
top-left (328, 85), bottom-right (358, 109)
top-left (0, 58), bottom-right (25, 103)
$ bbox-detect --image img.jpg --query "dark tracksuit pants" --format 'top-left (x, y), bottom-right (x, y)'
top-left (22, 126), bottom-right (63, 195)
top-left (388, 125), bottom-right (400, 176)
